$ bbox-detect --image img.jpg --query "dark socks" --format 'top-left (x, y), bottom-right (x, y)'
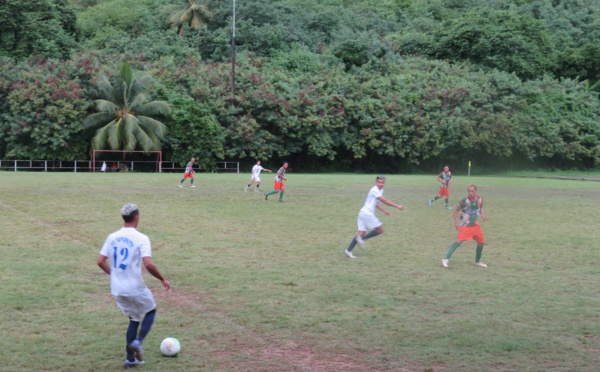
top-left (125, 309), bottom-right (156, 361)
top-left (347, 237), bottom-right (358, 252)
top-left (475, 244), bottom-right (484, 263)
top-left (363, 230), bottom-right (380, 240)
top-left (138, 309), bottom-right (156, 341)
top-left (126, 320), bottom-right (140, 361)
top-left (444, 241), bottom-right (461, 260)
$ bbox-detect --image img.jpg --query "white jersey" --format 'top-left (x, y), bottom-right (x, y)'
top-left (99, 227), bottom-right (152, 297)
top-left (251, 165), bottom-right (264, 179)
top-left (359, 185), bottom-right (383, 216)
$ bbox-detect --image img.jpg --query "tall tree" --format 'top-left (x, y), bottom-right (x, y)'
top-left (83, 62), bottom-right (171, 152)
top-left (166, 0), bottom-right (213, 36)
top-left (0, 0), bottom-right (78, 60)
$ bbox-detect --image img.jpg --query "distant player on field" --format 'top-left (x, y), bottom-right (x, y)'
top-left (344, 176), bottom-right (405, 259)
top-left (441, 184), bottom-right (487, 268)
top-left (178, 158), bottom-right (196, 188)
top-left (264, 162), bottom-right (288, 202)
top-left (428, 165), bottom-right (453, 209)
top-left (245, 161), bottom-right (271, 192)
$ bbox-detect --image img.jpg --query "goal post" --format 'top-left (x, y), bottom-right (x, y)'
top-left (92, 150), bottom-right (163, 173)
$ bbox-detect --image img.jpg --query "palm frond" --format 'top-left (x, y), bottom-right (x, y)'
top-left (138, 116), bottom-right (168, 139)
top-left (135, 101), bottom-right (172, 117)
top-left (129, 93), bottom-right (149, 110)
top-left (108, 118), bottom-right (123, 150)
top-left (94, 99), bottom-right (119, 114)
top-left (168, 10), bottom-right (185, 27)
top-left (122, 114), bottom-right (138, 151)
top-left (97, 74), bottom-right (116, 102)
top-left (119, 62), bottom-right (133, 89)
top-left (92, 120), bottom-right (116, 150)
top-left (134, 125), bottom-right (157, 152)
top-left (83, 112), bottom-right (115, 130)
top-left (128, 74), bottom-right (153, 102)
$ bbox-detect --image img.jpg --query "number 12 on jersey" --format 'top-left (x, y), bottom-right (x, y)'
top-left (112, 246), bottom-right (129, 270)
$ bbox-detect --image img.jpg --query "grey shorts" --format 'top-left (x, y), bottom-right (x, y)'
top-left (114, 288), bottom-right (156, 322)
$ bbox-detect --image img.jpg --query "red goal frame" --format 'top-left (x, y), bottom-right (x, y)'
top-left (92, 150), bottom-right (163, 173)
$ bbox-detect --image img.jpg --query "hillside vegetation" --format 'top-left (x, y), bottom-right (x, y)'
top-left (1, 0), bottom-right (599, 171)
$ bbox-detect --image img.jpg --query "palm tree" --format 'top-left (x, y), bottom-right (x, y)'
top-left (166, 0), bottom-right (213, 36)
top-left (83, 62), bottom-right (171, 152)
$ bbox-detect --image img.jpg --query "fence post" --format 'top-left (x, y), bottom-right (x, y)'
top-left (74, 160), bottom-right (77, 173)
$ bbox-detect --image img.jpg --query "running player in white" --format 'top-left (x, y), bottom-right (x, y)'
top-left (345, 176), bottom-right (405, 258)
top-left (97, 204), bottom-right (170, 368)
top-left (245, 161), bottom-right (271, 192)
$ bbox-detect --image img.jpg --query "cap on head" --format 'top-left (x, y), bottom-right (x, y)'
top-left (121, 203), bottom-right (139, 217)
top-left (376, 175), bottom-right (386, 181)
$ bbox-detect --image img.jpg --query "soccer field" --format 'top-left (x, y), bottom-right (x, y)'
top-left (1, 172), bottom-right (599, 371)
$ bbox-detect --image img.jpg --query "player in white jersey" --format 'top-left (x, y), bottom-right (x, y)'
top-left (245, 161), bottom-right (271, 192)
top-left (97, 204), bottom-right (170, 369)
top-left (345, 176), bottom-right (405, 258)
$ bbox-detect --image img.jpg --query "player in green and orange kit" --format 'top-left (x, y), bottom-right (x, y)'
top-left (428, 165), bottom-right (453, 209)
top-left (264, 162), bottom-right (288, 202)
top-left (178, 158), bottom-right (196, 188)
top-left (441, 184), bottom-right (488, 268)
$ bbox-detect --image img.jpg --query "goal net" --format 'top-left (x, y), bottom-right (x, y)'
top-left (92, 150), bottom-right (163, 173)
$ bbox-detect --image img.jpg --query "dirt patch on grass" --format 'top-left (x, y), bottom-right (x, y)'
top-left (155, 288), bottom-right (436, 371)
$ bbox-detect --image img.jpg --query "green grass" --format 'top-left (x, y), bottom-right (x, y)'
top-left (1, 172), bottom-right (600, 371)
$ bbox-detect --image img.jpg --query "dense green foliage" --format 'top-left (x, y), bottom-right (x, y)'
top-left (0, 0), bottom-right (598, 170)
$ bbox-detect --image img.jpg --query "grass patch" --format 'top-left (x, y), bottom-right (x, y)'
top-left (1, 172), bottom-right (599, 371)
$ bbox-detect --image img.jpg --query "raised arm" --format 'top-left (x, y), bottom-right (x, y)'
top-left (377, 196), bottom-right (405, 211)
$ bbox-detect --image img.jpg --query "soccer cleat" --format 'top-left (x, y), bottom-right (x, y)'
top-left (442, 259), bottom-right (449, 268)
top-left (264, 193), bottom-right (268, 201)
top-left (123, 359), bottom-right (145, 369)
top-left (475, 262), bottom-right (488, 268)
top-left (445, 205), bottom-right (453, 210)
top-left (178, 184), bottom-right (182, 188)
top-left (190, 185), bottom-right (196, 188)
top-left (244, 186), bottom-right (248, 192)
top-left (428, 199), bottom-right (432, 206)
top-left (279, 200), bottom-right (285, 203)
top-left (127, 340), bottom-right (143, 362)
top-left (355, 235), bottom-right (365, 249)
top-left (344, 250), bottom-right (356, 259)
top-left (254, 189), bottom-right (259, 192)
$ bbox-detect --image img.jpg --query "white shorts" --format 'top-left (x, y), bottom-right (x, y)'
top-left (114, 288), bottom-right (156, 321)
top-left (357, 211), bottom-right (381, 232)
top-left (250, 175), bottom-right (261, 183)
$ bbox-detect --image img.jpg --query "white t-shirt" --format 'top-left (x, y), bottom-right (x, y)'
top-left (251, 165), bottom-right (264, 178)
top-left (359, 185), bottom-right (383, 216)
top-left (99, 227), bottom-right (152, 297)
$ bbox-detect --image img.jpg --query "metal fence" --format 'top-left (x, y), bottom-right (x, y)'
top-left (0, 160), bottom-right (239, 173)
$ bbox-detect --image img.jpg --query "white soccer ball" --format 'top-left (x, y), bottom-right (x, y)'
top-left (160, 337), bottom-right (181, 357)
